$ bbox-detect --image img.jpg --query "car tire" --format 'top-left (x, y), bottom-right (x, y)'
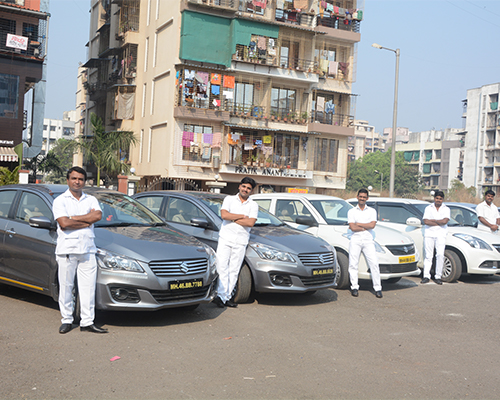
top-left (442, 249), bottom-right (462, 282)
top-left (385, 277), bottom-right (402, 284)
top-left (232, 264), bottom-right (253, 303)
top-left (335, 252), bottom-right (350, 290)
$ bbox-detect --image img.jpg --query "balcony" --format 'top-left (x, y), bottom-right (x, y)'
top-left (187, 0), bottom-right (237, 11)
top-left (307, 111), bottom-right (354, 136)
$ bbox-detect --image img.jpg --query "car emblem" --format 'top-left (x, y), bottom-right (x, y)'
top-left (319, 254), bottom-right (327, 264)
top-left (404, 246), bottom-right (408, 254)
top-left (180, 262), bottom-right (190, 274)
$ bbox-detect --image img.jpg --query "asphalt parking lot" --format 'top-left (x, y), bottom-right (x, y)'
top-left (2, 274), bottom-right (500, 399)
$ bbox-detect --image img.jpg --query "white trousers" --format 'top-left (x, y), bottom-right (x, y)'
top-left (57, 253), bottom-right (97, 327)
top-left (423, 236), bottom-right (446, 279)
top-left (349, 237), bottom-right (381, 291)
top-left (216, 238), bottom-right (247, 302)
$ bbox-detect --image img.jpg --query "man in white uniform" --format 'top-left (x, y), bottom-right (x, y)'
top-left (213, 177), bottom-right (258, 308)
top-left (422, 190), bottom-right (450, 285)
top-left (476, 190), bottom-right (500, 234)
top-left (53, 167), bottom-right (106, 334)
top-left (348, 188), bottom-right (382, 298)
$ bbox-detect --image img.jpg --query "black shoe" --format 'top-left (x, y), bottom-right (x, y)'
top-left (80, 324), bottom-right (108, 334)
top-left (225, 299), bottom-right (238, 308)
top-left (375, 291), bottom-right (383, 298)
top-left (213, 296), bottom-right (225, 308)
top-left (421, 278), bottom-right (430, 284)
top-left (351, 289), bottom-right (359, 297)
top-left (433, 278), bottom-right (443, 285)
top-left (59, 323), bottom-right (72, 334)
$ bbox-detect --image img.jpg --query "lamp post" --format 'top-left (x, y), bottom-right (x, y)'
top-left (374, 170), bottom-right (383, 193)
top-left (372, 43), bottom-right (400, 198)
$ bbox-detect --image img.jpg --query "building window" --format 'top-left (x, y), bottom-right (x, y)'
top-left (0, 18), bottom-right (16, 52)
top-left (63, 127), bottom-right (74, 136)
top-left (49, 126), bottom-right (56, 131)
top-left (314, 138), bottom-right (338, 172)
top-left (182, 124), bottom-right (213, 163)
top-left (271, 88), bottom-right (296, 119)
top-left (234, 82), bottom-right (254, 113)
top-left (0, 74), bottom-right (19, 119)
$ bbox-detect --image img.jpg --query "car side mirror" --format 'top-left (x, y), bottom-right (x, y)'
top-left (295, 216), bottom-right (318, 227)
top-left (190, 217), bottom-right (212, 229)
top-left (406, 217), bottom-right (422, 227)
top-left (29, 216), bottom-right (55, 230)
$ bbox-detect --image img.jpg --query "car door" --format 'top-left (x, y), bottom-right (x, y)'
top-left (162, 196), bottom-right (219, 249)
top-left (3, 190), bottom-right (57, 289)
top-left (0, 189), bottom-right (18, 278)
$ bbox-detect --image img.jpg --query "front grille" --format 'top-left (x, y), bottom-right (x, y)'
top-left (385, 244), bottom-right (415, 256)
top-left (298, 251), bottom-right (336, 267)
top-left (379, 262), bottom-right (418, 274)
top-left (149, 258), bottom-right (208, 277)
top-left (492, 244), bottom-right (500, 253)
top-left (149, 286), bottom-right (210, 302)
top-left (300, 274), bottom-right (336, 286)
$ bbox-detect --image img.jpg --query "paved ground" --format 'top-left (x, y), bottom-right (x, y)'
top-left (2, 274), bottom-right (500, 399)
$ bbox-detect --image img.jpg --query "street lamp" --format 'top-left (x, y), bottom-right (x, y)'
top-left (372, 43), bottom-right (400, 198)
top-left (374, 170), bottom-right (383, 193)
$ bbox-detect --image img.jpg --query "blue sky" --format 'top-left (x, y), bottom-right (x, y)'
top-left (44, 0), bottom-right (500, 134)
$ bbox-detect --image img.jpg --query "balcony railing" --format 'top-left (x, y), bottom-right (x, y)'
top-left (316, 17), bottom-right (361, 33)
top-left (188, 0), bottom-right (237, 9)
top-left (310, 111), bottom-right (353, 127)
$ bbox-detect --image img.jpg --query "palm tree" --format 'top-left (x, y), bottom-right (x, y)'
top-left (75, 113), bottom-right (137, 186)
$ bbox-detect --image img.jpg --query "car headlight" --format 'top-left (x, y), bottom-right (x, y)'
top-left (453, 233), bottom-right (492, 250)
top-left (96, 249), bottom-right (145, 273)
top-left (250, 243), bottom-right (296, 263)
top-left (374, 241), bottom-right (385, 254)
top-left (204, 245), bottom-right (217, 274)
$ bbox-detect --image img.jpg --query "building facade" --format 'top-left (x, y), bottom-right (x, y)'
top-left (462, 82), bottom-right (500, 195)
top-left (348, 119), bottom-right (384, 162)
top-left (82, 0), bottom-right (363, 193)
top-left (0, 0), bottom-right (48, 163)
top-left (395, 129), bottom-right (463, 193)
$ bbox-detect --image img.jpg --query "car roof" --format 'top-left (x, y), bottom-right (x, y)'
top-left (136, 190), bottom-right (228, 200)
top-left (251, 193), bottom-right (343, 201)
top-left (0, 184), bottom-right (125, 197)
top-left (445, 202), bottom-right (478, 209)
top-left (347, 197), bottom-right (429, 205)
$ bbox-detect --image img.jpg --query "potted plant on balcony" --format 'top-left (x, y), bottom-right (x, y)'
top-left (289, 111), bottom-right (297, 123)
top-left (300, 111), bottom-right (309, 124)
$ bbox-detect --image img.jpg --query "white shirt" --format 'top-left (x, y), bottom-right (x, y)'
top-left (423, 203), bottom-right (450, 238)
top-left (476, 201), bottom-right (500, 232)
top-left (53, 189), bottom-right (102, 255)
top-left (347, 204), bottom-right (377, 240)
top-left (219, 194), bottom-right (258, 244)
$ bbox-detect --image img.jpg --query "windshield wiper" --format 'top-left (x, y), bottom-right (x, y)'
top-left (151, 222), bottom-right (167, 226)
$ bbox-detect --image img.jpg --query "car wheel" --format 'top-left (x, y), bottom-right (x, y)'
top-left (385, 277), bottom-right (402, 284)
top-left (232, 264), bottom-right (253, 303)
top-left (335, 252), bottom-right (350, 290)
top-left (442, 250), bottom-right (462, 282)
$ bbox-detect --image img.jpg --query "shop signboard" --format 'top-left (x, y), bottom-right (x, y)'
top-left (220, 165), bottom-right (313, 179)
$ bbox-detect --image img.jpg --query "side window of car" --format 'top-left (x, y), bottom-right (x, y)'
top-left (450, 207), bottom-right (465, 225)
top-left (276, 200), bottom-right (311, 223)
top-left (253, 199), bottom-right (271, 211)
top-left (15, 192), bottom-right (52, 222)
top-left (135, 196), bottom-right (163, 216)
top-left (378, 205), bottom-right (414, 224)
top-left (165, 198), bottom-right (205, 225)
top-left (0, 190), bottom-right (16, 218)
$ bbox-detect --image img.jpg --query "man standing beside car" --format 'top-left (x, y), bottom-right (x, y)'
top-left (422, 190), bottom-right (450, 285)
top-left (213, 177), bottom-right (258, 308)
top-left (53, 166), bottom-right (107, 334)
top-left (347, 188), bottom-right (382, 298)
top-left (476, 190), bottom-right (500, 234)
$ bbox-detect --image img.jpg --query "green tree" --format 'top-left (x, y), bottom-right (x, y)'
top-left (74, 114), bottom-right (137, 185)
top-left (347, 149), bottom-right (421, 195)
top-left (44, 138), bottom-right (77, 183)
top-left (0, 165), bottom-right (19, 186)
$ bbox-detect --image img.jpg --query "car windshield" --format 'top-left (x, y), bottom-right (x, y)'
top-left (91, 192), bottom-right (164, 227)
top-left (197, 196), bottom-right (284, 226)
top-left (309, 199), bottom-right (352, 225)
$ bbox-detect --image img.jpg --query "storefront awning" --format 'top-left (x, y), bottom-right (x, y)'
top-left (222, 123), bottom-right (320, 135)
top-left (0, 147), bottom-right (18, 162)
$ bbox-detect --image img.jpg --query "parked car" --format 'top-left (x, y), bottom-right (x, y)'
top-left (249, 193), bottom-right (420, 289)
top-left (347, 197), bottom-right (500, 282)
top-left (132, 191), bottom-right (338, 302)
top-left (445, 203), bottom-right (478, 228)
top-left (0, 184), bottom-right (218, 311)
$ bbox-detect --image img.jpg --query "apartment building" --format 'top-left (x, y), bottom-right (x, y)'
top-left (462, 82), bottom-right (500, 195)
top-left (82, 0), bottom-right (363, 192)
top-left (395, 128), bottom-right (463, 192)
top-left (348, 120), bottom-right (384, 162)
top-left (0, 0), bottom-right (48, 163)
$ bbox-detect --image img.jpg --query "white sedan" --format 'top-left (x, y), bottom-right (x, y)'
top-left (251, 193), bottom-right (420, 289)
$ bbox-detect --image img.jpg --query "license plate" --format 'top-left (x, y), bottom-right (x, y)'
top-left (399, 255), bottom-right (415, 264)
top-left (313, 268), bottom-right (334, 276)
top-left (169, 278), bottom-right (203, 290)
